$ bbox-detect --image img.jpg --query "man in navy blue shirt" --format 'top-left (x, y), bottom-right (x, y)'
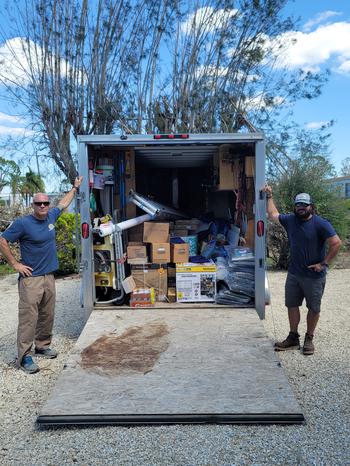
top-left (0, 176), bottom-right (83, 373)
top-left (263, 185), bottom-right (341, 355)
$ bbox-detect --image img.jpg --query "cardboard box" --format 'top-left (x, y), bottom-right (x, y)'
top-left (214, 148), bottom-right (240, 190)
top-left (150, 243), bottom-right (170, 263)
top-left (127, 243), bottom-right (147, 261)
top-left (175, 219), bottom-right (201, 231)
top-left (167, 287), bottom-right (176, 303)
top-left (130, 288), bottom-right (155, 308)
top-left (128, 223), bottom-right (144, 242)
top-left (121, 276), bottom-right (136, 294)
top-left (176, 262), bottom-right (216, 303)
top-left (245, 156), bottom-right (255, 177)
top-left (131, 264), bottom-right (168, 301)
top-left (170, 229), bottom-right (188, 237)
top-left (127, 257), bottom-right (148, 265)
top-left (171, 243), bottom-right (189, 263)
top-left (143, 222), bottom-right (169, 243)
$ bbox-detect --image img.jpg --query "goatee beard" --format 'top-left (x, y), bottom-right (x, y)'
top-left (295, 209), bottom-right (310, 219)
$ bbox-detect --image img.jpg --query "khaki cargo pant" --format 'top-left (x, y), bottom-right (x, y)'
top-left (17, 274), bottom-right (56, 364)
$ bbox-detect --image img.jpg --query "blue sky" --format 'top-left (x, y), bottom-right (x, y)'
top-left (0, 0), bottom-right (350, 192)
top-left (283, 0), bottom-right (350, 172)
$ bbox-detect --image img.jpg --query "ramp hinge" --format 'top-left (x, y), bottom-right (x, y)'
top-left (77, 192), bottom-right (85, 202)
top-left (79, 260), bottom-right (89, 272)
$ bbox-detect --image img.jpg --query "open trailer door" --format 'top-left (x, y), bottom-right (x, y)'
top-left (37, 307), bottom-right (304, 426)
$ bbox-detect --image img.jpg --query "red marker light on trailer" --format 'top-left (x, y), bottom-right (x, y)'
top-left (82, 222), bottom-right (90, 239)
top-left (257, 220), bottom-right (264, 237)
top-left (153, 134), bottom-right (190, 139)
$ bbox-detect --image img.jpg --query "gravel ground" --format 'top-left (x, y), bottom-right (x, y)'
top-left (0, 270), bottom-right (349, 466)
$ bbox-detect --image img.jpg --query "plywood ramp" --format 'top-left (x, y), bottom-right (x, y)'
top-left (38, 308), bottom-right (304, 425)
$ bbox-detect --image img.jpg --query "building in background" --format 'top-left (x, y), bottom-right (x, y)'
top-left (326, 176), bottom-right (350, 199)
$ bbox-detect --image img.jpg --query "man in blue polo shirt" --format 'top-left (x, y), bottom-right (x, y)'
top-left (0, 176), bottom-right (82, 373)
top-left (263, 185), bottom-right (341, 355)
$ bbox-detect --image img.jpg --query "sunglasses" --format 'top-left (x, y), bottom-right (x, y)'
top-left (34, 201), bottom-right (50, 206)
top-left (295, 202), bottom-right (309, 207)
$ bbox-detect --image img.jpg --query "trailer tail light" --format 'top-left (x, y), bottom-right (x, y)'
top-left (82, 222), bottom-right (90, 239)
top-left (257, 220), bottom-right (264, 237)
top-left (153, 134), bottom-right (189, 139)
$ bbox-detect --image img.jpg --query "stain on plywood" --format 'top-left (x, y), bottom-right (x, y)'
top-left (80, 320), bottom-right (169, 376)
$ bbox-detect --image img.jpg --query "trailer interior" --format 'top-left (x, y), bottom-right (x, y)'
top-left (86, 138), bottom-right (258, 309)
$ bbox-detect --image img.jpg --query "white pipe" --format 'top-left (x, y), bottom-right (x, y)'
top-left (98, 213), bottom-right (153, 236)
top-left (116, 214), bottom-right (153, 232)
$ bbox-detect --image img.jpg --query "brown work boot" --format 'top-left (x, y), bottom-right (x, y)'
top-left (274, 331), bottom-right (300, 351)
top-left (302, 333), bottom-right (315, 356)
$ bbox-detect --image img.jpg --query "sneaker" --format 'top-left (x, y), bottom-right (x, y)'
top-left (35, 347), bottom-right (58, 359)
top-left (274, 331), bottom-right (300, 351)
top-left (20, 355), bottom-right (40, 374)
top-left (303, 333), bottom-right (315, 356)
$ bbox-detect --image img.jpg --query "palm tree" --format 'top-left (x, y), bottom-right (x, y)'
top-left (0, 156), bottom-right (20, 193)
top-left (19, 169), bottom-right (45, 207)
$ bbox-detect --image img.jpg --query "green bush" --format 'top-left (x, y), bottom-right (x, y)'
top-left (55, 212), bottom-right (80, 275)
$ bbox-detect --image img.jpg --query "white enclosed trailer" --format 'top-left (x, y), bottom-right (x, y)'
top-left (77, 132), bottom-right (267, 318)
top-left (37, 133), bottom-right (304, 426)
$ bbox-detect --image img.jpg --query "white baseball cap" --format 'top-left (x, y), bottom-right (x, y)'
top-left (294, 193), bottom-right (312, 205)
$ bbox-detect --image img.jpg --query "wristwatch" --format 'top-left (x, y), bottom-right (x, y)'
top-left (321, 262), bottom-right (329, 269)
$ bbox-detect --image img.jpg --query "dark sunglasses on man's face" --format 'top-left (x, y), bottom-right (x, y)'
top-left (34, 201), bottom-right (50, 206)
top-left (295, 202), bottom-right (309, 207)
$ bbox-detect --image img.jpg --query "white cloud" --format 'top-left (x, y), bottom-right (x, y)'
top-left (303, 10), bottom-right (342, 32)
top-left (0, 36), bottom-right (74, 87)
top-left (272, 22), bottom-right (350, 75)
top-left (0, 112), bottom-right (31, 137)
top-left (338, 59), bottom-right (350, 74)
top-left (0, 112), bottom-right (26, 124)
top-left (0, 124), bottom-right (33, 136)
top-left (181, 7), bottom-right (238, 34)
top-left (0, 37), bottom-right (35, 86)
top-left (305, 121), bottom-right (329, 130)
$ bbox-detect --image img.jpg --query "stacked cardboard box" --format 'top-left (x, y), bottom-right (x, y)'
top-left (131, 264), bottom-right (168, 302)
top-left (170, 243), bottom-right (189, 263)
top-left (127, 242), bottom-right (147, 264)
top-left (125, 220), bottom-right (206, 305)
top-left (143, 222), bottom-right (170, 263)
top-left (170, 218), bottom-right (201, 237)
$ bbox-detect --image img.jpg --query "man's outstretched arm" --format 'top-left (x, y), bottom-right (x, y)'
top-left (58, 176), bottom-right (83, 210)
top-left (261, 184), bottom-right (280, 223)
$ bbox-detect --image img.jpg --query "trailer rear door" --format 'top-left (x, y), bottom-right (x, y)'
top-left (38, 307), bottom-right (304, 425)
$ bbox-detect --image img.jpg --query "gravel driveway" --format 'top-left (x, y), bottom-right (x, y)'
top-left (0, 270), bottom-right (349, 466)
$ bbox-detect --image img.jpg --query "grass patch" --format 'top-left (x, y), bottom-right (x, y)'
top-left (0, 264), bottom-right (14, 276)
